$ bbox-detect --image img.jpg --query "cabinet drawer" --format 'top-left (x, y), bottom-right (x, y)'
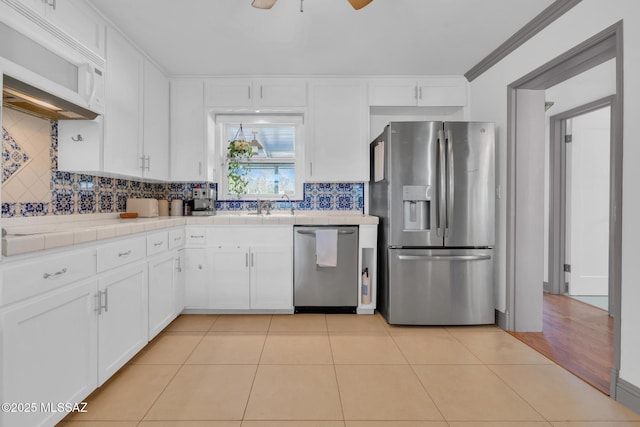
top-left (2, 250), bottom-right (97, 306)
top-left (186, 228), bottom-right (207, 246)
top-left (147, 232), bottom-right (168, 256)
top-left (168, 228), bottom-right (186, 249)
top-left (97, 237), bottom-right (146, 272)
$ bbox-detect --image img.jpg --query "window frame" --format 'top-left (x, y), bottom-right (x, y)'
top-left (215, 114), bottom-right (305, 201)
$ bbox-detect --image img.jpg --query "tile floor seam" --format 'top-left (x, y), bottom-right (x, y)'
top-left (326, 314), bottom-right (347, 422)
top-left (241, 320), bottom-right (270, 421)
top-left (405, 360), bottom-right (448, 423)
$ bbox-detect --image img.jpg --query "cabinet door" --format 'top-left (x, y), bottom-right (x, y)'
top-left (183, 248), bottom-right (208, 308)
top-left (417, 77), bottom-right (467, 107)
top-left (205, 78), bottom-right (253, 107)
top-left (255, 78), bottom-right (307, 107)
top-left (174, 250), bottom-right (186, 313)
top-left (307, 79), bottom-right (369, 182)
top-left (148, 253), bottom-right (176, 339)
top-left (104, 27), bottom-right (143, 177)
top-left (143, 60), bottom-right (170, 180)
top-left (211, 246), bottom-right (250, 309)
top-left (250, 246), bottom-right (293, 310)
top-left (0, 279), bottom-right (98, 427)
top-left (97, 263), bottom-right (148, 385)
top-left (368, 79), bottom-right (418, 106)
top-left (44, 0), bottom-right (105, 57)
top-left (170, 79), bottom-right (206, 181)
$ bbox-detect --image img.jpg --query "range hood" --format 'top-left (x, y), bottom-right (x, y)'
top-left (2, 75), bottom-right (98, 121)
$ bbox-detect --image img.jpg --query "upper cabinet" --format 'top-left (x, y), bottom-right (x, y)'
top-left (170, 78), bottom-right (214, 182)
top-left (103, 27), bottom-right (144, 177)
top-left (306, 78), bottom-right (368, 182)
top-left (0, 0), bottom-right (106, 58)
top-left (205, 78), bottom-right (307, 108)
top-left (142, 59), bottom-right (170, 180)
top-left (368, 77), bottom-right (468, 107)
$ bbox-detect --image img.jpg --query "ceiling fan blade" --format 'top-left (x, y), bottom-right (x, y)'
top-left (252, 0), bottom-right (278, 9)
top-left (347, 0), bottom-right (373, 10)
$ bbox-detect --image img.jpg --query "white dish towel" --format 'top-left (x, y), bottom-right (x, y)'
top-left (316, 229), bottom-right (338, 267)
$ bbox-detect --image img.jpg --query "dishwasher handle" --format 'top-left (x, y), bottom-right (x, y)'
top-left (295, 229), bottom-right (355, 236)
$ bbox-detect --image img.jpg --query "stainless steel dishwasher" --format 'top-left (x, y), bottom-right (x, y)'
top-left (294, 226), bottom-right (359, 312)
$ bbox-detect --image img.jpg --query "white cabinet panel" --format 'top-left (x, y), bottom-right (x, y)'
top-left (205, 78), bottom-right (306, 108)
top-left (0, 279), bottom-right (98, 427)
top-left (148, 252), bottom-right (176, 338)
top-left (97, 262), bottom-right (148, 385)
top-left (183, 248), bottom-right (208, 308)
top-left (307, 79), bottom-right (368, 182)
top-left (97, 236), bottom-right (146, 272)
top-left (142, 59), bottom-right (170, 180)
top-left (174, 250), bottom-right (186, 314)
top-left (211, 246), bottom-right (251, 309)
top-left (205, 78), bottom-right (253, 107)
top-left (417, 78), bottom-right (467, 106)
top-left (368, 77), bottom-right (468, 107)
top-left (170, 79), bottom-right (207, 181)
top-left (250, 246), bottom-right (292, 310)
top-left (368, 80), bottom-right (418, 106)
top-left (103, 27), bottom-right (143, 177)
top-left (44, 0), bottom-right (105, 57)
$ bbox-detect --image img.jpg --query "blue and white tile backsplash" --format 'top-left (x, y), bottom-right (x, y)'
top-left (1, 114), bottom-right (364, 218)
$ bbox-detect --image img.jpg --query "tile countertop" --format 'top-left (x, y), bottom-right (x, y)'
top-left (1, 212), bottom-right (379, 257)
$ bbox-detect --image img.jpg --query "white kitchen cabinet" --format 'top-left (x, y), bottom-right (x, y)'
top-left (211, 246), bottom-right (251, 309)
top-left (170, 79), bottom-right (213, 182)
top-left (103, 26), bottom-right (143, 177)
top-left (250, 245), bottom-right (293, 310)
top-left (207, 226), bottom-right (293, 311)
top-left (307, 79), bottom-right (368, 182)
top-left (0, 0), bottom-right (106, 58)
top-left (97, 262), bottom-right (148, 385)
top-left (142, 59), bottom-right (170, 180)
top-left (174, 249), bottom-right (185, 314)
top-left (205, 78), bottom-right (307, 108)
top-left (368, 77), bottom-right (468, 107)
top-left (183, 248), bottom-right (209, 309)
top-left (148, 252), bottom-right (177, 339)
top-left (0, 278), bottom-right (98, 427)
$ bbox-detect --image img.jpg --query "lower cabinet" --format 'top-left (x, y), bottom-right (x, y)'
top-left (148, 252), bottom-right (178, 339)
top-left (0, 279), bottom-right (98, 427)
top-left (250, 246), bottom-right (293, 310)
top-left (211, 246), bottom-right (251, 309)
top-left (174, 249), bottom-right (186, 314)
top-left (97, 262), bottom-right (148, 385)
top-left (184, 248), bottom-right (209, 309)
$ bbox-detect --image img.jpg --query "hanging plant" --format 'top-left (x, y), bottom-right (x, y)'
top-left (227, 124), bottom-right (255, 196)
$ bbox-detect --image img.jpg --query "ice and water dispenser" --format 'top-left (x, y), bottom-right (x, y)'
top-left (403, 185), bottom-right (431, 231)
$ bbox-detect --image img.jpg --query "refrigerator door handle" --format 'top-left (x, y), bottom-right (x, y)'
top-left (397, 254), bottom-right (491, 261)
top-left (446, 129), bottom-right (454, 237)
top-left (437, 129), bottom-right (446, 237)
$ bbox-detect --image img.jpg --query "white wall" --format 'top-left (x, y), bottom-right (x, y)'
top-left (469, 0), bottom-right (640, 389)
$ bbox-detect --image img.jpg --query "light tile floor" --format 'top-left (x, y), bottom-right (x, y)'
top-left (59, 313), bottom-right (640, 427)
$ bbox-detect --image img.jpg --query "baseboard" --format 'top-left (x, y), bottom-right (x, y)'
top-left (495, 309), bottom-right (508, 330)
top-left (615, 376), bottom-right (640, 415)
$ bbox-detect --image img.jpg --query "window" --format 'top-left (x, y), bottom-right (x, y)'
top-left (216, 115), bottom-right (304, 200)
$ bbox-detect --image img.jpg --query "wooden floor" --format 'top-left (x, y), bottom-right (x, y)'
top-left (509, 293), bottom-right (614, 395)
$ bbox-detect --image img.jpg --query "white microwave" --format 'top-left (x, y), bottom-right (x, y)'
top-left (0, 20), bottom-right (104, 119)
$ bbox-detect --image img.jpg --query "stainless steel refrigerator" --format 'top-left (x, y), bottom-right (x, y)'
top-left (370, 121), bottom-right (495, 325)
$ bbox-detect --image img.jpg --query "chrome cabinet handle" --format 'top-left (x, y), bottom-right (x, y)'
top-left (260, 85), bottom-right (263, 99)
top-left (190, 235), bottom-right (204, 239)
top-left (46, 0), bottom-right (56, 10)
top-left (251, 253), bottom-right (254, 267)
top-left (198, 264), bottom-right (203, 270)
top-left (418, 86), bottom-right (423, 100)
top-left (95, 292), bottom-right (102, 315)
top-left (118, 250), bottom-right (132, 257)
top-left (248, 85), bottom-right (251, 99)
top-left (245, 253), bottom-right (249, 267)
top-left (43, 267), bottom-right (67, 279)
top-left (96, 289), bottom-right (108, 314)
top-left (153, 242), bottom-right (163, 247)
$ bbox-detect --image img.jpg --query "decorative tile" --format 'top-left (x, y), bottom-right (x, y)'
top-left (52, 189), bottom-right (74, 215)
top-left (2, 203), bottom-right (17, 217)
top-left (98, 192), bottom-right (114, 213)
top-left (2, 127), bottom-right (31, 183)
top-left (316, 194), bottom-right (334, 211)
top-left (19, 202), bottom-right (49, 217)
top-left (77, 190), bottom-right (95, 214)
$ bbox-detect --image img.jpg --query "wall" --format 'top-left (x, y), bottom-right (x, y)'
top-left (1, 109), bottom-right (364, 218)
top-left (468, 0), bottom-right (640, 392)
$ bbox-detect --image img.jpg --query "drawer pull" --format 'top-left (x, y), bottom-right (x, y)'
top-left (118, 250), bottom-right (132, 257)
top-left (153, 242), bottom-right (163, 247)
top-left (174, 237), bottom-right (181, 241)
top-left (190, 235), bottom-right (204, 239)
top-left (43, 267), bottom-right (67, 279)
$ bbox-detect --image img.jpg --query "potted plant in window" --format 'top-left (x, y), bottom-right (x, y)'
top-left (227, 125), bottom-right (255, 196)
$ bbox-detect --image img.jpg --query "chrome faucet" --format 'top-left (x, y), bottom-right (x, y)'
top-left (281, 193), bottom-right (295, 215)
top-left (256, 198), bottom-right (271, 215)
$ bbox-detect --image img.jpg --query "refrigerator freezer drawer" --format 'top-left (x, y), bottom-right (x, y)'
top-left (386, 248), bottom-right (494, 325)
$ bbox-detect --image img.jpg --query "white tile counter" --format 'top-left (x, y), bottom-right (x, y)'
top-left (2, 212), bottom-right (379, 256)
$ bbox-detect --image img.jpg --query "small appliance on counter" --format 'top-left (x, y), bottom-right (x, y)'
top-left (126, 198), bottom-right (159, 217)
top-left (191, 187), bottom-right (216, 216)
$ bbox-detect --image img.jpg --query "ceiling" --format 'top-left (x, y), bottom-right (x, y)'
top-left (88, 0), bottom-right (555, 77)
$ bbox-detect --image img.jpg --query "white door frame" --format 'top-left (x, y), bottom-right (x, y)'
top-left (505, 21), bottom-right (623, 397)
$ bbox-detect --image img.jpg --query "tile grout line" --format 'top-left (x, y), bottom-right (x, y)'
top-left (326, 314), bottom-right (348, 423)
top-left (239, 314), bottom-right (272, 422)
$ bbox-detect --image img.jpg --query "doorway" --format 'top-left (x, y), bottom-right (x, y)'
top-left (548, 100), bottom-right (613, 314)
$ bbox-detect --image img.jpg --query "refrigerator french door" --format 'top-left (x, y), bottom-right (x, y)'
top-left (371, 121), bottom-right (495, 325)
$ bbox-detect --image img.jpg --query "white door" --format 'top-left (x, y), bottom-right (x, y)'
top-left (148, 253), bottom-right (176, 339)
top-left (98, 263), bottom-right (148, 385)
top-left (0, 279), bottom-right (98, 427)
top-left (250, 246), bottom-right (293, 310)
top-left (183, 248), bottom-right (208, 308)
top-left (566, 106), bottom-right (610, 296)
top-left (211, 246), bottom-right (250, 309)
